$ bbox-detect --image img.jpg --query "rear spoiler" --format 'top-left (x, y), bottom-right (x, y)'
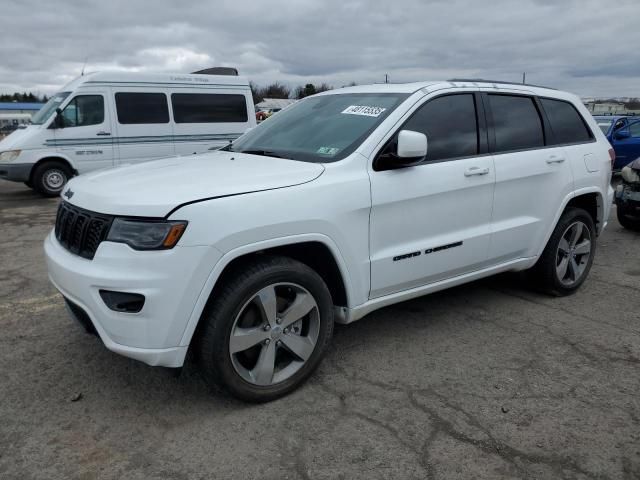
top-left (191, 67), bottom-right (239, 76)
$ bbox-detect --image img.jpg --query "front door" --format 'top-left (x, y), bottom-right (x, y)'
top-left (611, 119), bottom-right (640, 170)
top-left (368, 92), bottom-right (495, 298)
top-left (52, 91), bottom-right (115, 173)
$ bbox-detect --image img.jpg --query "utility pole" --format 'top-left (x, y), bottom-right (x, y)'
top-left (385, 73), bottom-right (389, 84)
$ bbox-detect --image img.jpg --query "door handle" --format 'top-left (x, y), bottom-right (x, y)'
top-left (546, 155), bottom-right (565, 164)
top-left (96, 131), bottom-right (111, 136)
top-left (464, 166), bottom-right (490, 177)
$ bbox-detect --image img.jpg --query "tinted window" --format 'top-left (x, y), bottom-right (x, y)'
top-left (61, 95), bottom-right (104, 127)
top-left (541, 98), bottom-right (592, 144)
top-left (629, 121), bottom-right (640, 138)
top-left (172, 94), bottom-right (248, 123)
top-left (403, 94), bottom-right (478, 161)
top-left (115, 93), bottom-right (169, 124)
top-left (489, 95), bottom-right (544, 152)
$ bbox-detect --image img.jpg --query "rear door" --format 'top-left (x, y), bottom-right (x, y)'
top-left (52, 91), bottom-right (115, 173)
top-left (483, 92), bottom-right (574, 262)
top-left (112, 90), bottom-right (175, 165)
top-left (170, 90), bottom-right (252, 156)
top-left (368, 91), bottom-right (496, 298)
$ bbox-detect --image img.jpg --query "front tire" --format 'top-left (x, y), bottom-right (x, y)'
top-left (33, 160), bottom-right (71, 197)
top-left (196, 256), bottom-right (334, 402)
top-left (529, 207), bottom-right (596, 296)
top-left (617, 205), bottom-right (640, 231)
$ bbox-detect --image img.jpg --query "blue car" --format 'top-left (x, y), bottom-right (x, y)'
top-left (594, 115), bottom-right (640, 171)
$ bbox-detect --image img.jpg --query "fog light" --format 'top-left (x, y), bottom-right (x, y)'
top-left (99, 290), bottom-right (145, 313)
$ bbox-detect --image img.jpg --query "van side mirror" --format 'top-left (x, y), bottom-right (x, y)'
top-left (375, 130), bottom-right (428, 171)
top-left (54, 108), bottom-right (64, 128)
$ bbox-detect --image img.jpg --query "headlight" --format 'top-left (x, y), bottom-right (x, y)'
top-left (107, 218), bottom-right (187, 250)
top-left (0, 150), bottom-right (21, 162)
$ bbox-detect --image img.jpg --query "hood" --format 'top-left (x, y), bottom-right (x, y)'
top-left (0, 125), bottom-right (39, 150)
top-left (63, 151), bottom-right (325, 217)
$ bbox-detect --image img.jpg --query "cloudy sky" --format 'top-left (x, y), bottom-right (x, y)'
top-left (1, 0), bottom-right (639, 98)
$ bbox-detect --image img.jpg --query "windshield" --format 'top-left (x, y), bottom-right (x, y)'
top-left (227, 92), bottom-right (409, 162)
top-left (596, 119), bottom-right (613, 135)
top-left (30, 91), bottom-right (71, 125)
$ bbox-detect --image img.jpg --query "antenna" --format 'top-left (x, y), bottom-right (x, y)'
top-left (522, 72), bottom-right (526, 84)
top-left (384, 73), bottom-right (389, 84)
top-left (81, 57), bottom-right (88, 76)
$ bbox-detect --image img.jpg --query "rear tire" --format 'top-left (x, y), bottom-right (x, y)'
top-left (33, 160), bottom-right (71, 197)
top-left (196, 255), bottom-right (334, 402)
top-left (617, 205), bottom-right (640, 231)
top-left (529, 207), bottom-right (596, 296)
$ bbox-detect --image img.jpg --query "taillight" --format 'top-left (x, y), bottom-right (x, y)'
top-left (608, 148), bottom-right (616, 169)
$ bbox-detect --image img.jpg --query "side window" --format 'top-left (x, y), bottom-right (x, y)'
top-left (171, 94), bottom-right (248, 123)
top-left (540, 98), bottom-right (592, 144)
top-left (629, 121), bottom-right (640, 138)
top-left (403, 94), bottom-right (478, 161)
top-left (488, 95), bottom-right (544, 152)
top-left (115, 93), bottom-right (169, 124)
top-left (61, 95), bottom-right (104, 127)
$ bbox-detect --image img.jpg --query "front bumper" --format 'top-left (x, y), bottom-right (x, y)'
top-left (615, 183), bottom-right (640, 212)
top-left (0, 162), bottom-right (32, 182)
top-left (44, 231), bottom-right (220, 367)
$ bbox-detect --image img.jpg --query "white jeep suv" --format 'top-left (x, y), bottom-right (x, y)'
top-left (45, 80), bottom-right (614, 401)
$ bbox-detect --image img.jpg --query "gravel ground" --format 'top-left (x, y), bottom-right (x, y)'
top-left (0, 179), bottom-right (638, 480)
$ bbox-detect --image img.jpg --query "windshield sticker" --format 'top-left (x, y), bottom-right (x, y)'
top-left (317, 146), bottom-right (340, 155)
top-left (341, 105), bottom-right (387, 117)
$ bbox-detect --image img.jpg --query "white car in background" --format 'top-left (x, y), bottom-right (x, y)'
top-left (45, 80), bottom-right (614, 401)
top-left (0, 70), bottom-right (256, 196)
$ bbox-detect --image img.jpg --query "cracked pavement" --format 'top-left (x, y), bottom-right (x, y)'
top-left (0, 180), bottom-right (638, 479)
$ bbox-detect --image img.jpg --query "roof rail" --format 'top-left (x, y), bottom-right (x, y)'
top-left (447, 78), bottom-right (556, 90)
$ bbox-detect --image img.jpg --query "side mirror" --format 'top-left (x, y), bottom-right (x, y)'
top-left (54, 108), bottom-right (64, 128)
top-left (614, 129), bottom-right (630, 140)
top-left (397, 130), bottom-right (428, 160)
top-left (375, 130), bottom-right (427, 171)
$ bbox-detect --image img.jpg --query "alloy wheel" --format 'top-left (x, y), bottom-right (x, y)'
top-left (229, 282), bottom-right (320, 386)
top-left (555, 221), bottom-right (592, 286)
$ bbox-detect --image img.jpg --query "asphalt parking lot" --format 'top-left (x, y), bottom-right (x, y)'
top-left (0, 180), bottom-right (638, 480)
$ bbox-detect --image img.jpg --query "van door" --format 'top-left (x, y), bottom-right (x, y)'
top-left (483, 93), bottom-right (574, 262)
top-left (112, 90), bottom-right (175, 165)
top-left (170, 90), bottom-right (252, 156)
top-left (51, 91), bottom-right (115, 173)
top-left (368, 92), bottom-right (495, 298)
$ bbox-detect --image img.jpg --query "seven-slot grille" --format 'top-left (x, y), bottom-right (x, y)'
top-left (54, 202), bottom-right (114, 259)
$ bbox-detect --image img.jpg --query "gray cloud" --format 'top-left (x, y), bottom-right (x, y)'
top-left (1, 0), bottom-right (639, 97)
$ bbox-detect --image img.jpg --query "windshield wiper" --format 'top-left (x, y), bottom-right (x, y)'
top-left (238, 149), bottom-right (287, 159)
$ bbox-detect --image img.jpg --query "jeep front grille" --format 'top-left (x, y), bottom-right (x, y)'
top-left (54, 202), bottom-right (114, 259)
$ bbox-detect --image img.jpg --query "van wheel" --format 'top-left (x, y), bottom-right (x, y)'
top-left (617, 206), bottom-right (640, 231)
top-left (529, 207), bottom-right (596, 296)
top-left (196, 256), bottom-right (334, 402)
top-left (33, 161), bottom-right (71, 197)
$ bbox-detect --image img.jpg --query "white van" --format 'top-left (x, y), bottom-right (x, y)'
top-left (0, 71), bottom-right (256, 196)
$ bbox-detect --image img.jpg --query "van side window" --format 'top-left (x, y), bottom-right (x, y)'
top-left (61, 95), bottom-right (104, 127)
top-left (488, 95), bottom-right (544, 152)
top-left (540, 98), bottom-right (592, 144)
top-left (115, 93), bottom-right (169, 124)
top-left (403, 94), bottom-right (478, 161)
top-left (171, 94), bottom-right (248, 123)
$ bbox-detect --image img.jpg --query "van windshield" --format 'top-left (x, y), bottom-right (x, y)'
top-left (30, 92), bottom-right (71, 125)
top-left (226, 92), bottom-right (409, 163)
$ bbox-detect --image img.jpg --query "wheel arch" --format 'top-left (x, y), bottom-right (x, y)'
top-left (179, 234), bottom-right (353, 348)
top-left (536, 188), bottom-right (605, 259)
top-left (29, 155), bottom-right (77, 183)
